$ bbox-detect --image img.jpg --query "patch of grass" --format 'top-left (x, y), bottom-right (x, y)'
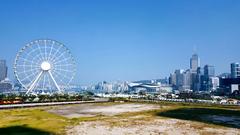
top-left (0, 108), bottom-right (69, 134)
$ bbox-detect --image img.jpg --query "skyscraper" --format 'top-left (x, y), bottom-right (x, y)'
top-left (231, 63), bottom-right (240, 78)
top-left (204, 65), bottom-right (215, 77)
top-left (182, 69), bottom-right (192, 90)
top-left (0, 60), bottom-right (7, 81)
top-left (192, 67), bottom-right (203, 92)
top-left (190, 54), bottom-right (200, 91)
top-left (202, 65), bottom-right (215, 91)
top-left (175, 69), bottom-right (184, 89)
top-left (190, 54), bottom-right (200, 72)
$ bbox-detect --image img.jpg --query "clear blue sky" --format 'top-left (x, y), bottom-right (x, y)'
top-left (0, 0), bottom-right (240, 85)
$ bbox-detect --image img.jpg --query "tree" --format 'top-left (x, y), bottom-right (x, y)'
top-left (38, 95), bottom-right (48, 102)
top-left (0, 94), bottom-right (6, 100)
top-left (20, 94), bottom-right (28, 102)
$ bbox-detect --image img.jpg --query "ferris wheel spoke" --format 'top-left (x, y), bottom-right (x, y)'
top-left (47, 42), bottom-right (54, 61)
top-left (17, 64), bottom-right (40, 71)
top-left (16, 65), bottom-right (40, 71)
top-left (44, 40), bottom-right (47, 60)
top-left (26, 71), bottom-right (43, 94)
top-left (16, 68), bottom-right (40, 75)
top-left (46, 72), bottom-right (52, 91)
top-left (20, 70), bottom-right (39, 83)
top-left (52, 69), bottom-right (67, 81)
top-left (30, 53), bottom-right (45, 66)
top-left (22, 67), bottom-right (39, 77)
top-left (16, 65), bottom-right (39, 74)
top-left (54, 63), bottom-right (75, 67)
top-left (18, 57), bottom-right (34, 64)
top-left (16, 64), bottom-right (40, 68)
top-left (22, 73), bottom-right (36, 81)
top-left (52, 69), bottom-right (72, 82)
top-left (54, 71), bottom-right (74, 80)
top-left (42, 72), bottom-right (47, 91)
top-left (37, 41), bottom-right (46, 61)
top-left (48, 71), bottom-right (62, 92)
top-left (19, 49), bottom-right (44, 66)
top-left (48, 45), bottom-right (62, 63)
top-left (53, 57), bottom-right (73, 65)
top-left (53, 68), bottom-right (75, 73)
top-left (51, 50), bottom-right (68, 64)
top-left (25, 46), bottom-right (44, 62)
top-left (51, 70), bottom-right (68, 88)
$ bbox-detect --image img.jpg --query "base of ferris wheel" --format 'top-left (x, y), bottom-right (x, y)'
top-left (25, 89), bottom-right (64, 95)
top-left (25, 61), bottom-right (65, 95)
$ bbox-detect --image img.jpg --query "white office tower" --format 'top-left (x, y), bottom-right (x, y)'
top-left (190, 54), bottom-right (200, 73)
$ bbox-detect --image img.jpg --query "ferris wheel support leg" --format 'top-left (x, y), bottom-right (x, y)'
top-left (48, 71), bottom-right (62, 93)
top-left (26, 71), bottom-right (43, 95)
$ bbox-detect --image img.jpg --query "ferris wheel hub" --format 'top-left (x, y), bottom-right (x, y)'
top-left (41, 61), bottom-right (51, 71)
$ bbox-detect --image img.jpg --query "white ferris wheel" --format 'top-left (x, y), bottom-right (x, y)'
top-left (14, 39), bottom-right (76, 95)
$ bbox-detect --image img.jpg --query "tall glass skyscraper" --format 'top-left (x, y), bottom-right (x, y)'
top-left (231, 63), bottom-right (240, 78)
top-left (204, 65), bottom-right (215, 77)
top-left (202, 65), bottom-right (215, 91)
top-left (190, 54), bottom-right (200, 72)
top-left (0, 60), bottom-right (7, 81)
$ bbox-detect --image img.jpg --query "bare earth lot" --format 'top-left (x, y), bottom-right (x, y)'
top-left (48, 103), bottom-right (240, 135)
top-left (48, 103), bottom-right (160, 118)
top-left (67, 118), bottom-right (239, 135)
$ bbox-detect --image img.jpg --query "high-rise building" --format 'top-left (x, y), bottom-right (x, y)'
top-left (182, 69), bottom-right (192, 90)
top-left (209, 77), bottom-right (219, 91)
top-left (169, 69), bottom-right (185, 90)
top-left (204, 65), bottom-right (215, 77)
top-left (0, 60), bottom-right (7, 81)
top-left (192, 67), bottom-right (203, 91)
top-left (170, 69), bottom-right (193, 91)
top-left (169, 73), bottom-right (177, 87)
top-left (190, 54), bottom-right (200, 73)
top-left (175, 69), bottom-right (184, 88)
top-left (190, 54), bottom-right (200, 91)
top-left (231, 63), bottom-right (240, 78)
top-left (202, 65), bottom-right (215, 91)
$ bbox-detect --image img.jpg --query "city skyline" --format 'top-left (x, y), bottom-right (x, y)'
top-left (0, 0), bottom-right (240, 85)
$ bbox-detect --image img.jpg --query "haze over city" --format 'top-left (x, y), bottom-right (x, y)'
top-left (0, 0), bottom-right (240, 85)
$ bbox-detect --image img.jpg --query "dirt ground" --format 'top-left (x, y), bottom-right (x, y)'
top-left (48, 103), bottom-right (160, 118)
top-left (49, 103), bottom-right (240, 135)
top-left (67, 118), bottom-right (240, 135)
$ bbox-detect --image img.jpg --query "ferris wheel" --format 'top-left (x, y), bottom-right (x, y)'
top-left (14, 39), bottom-right (76, 95)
